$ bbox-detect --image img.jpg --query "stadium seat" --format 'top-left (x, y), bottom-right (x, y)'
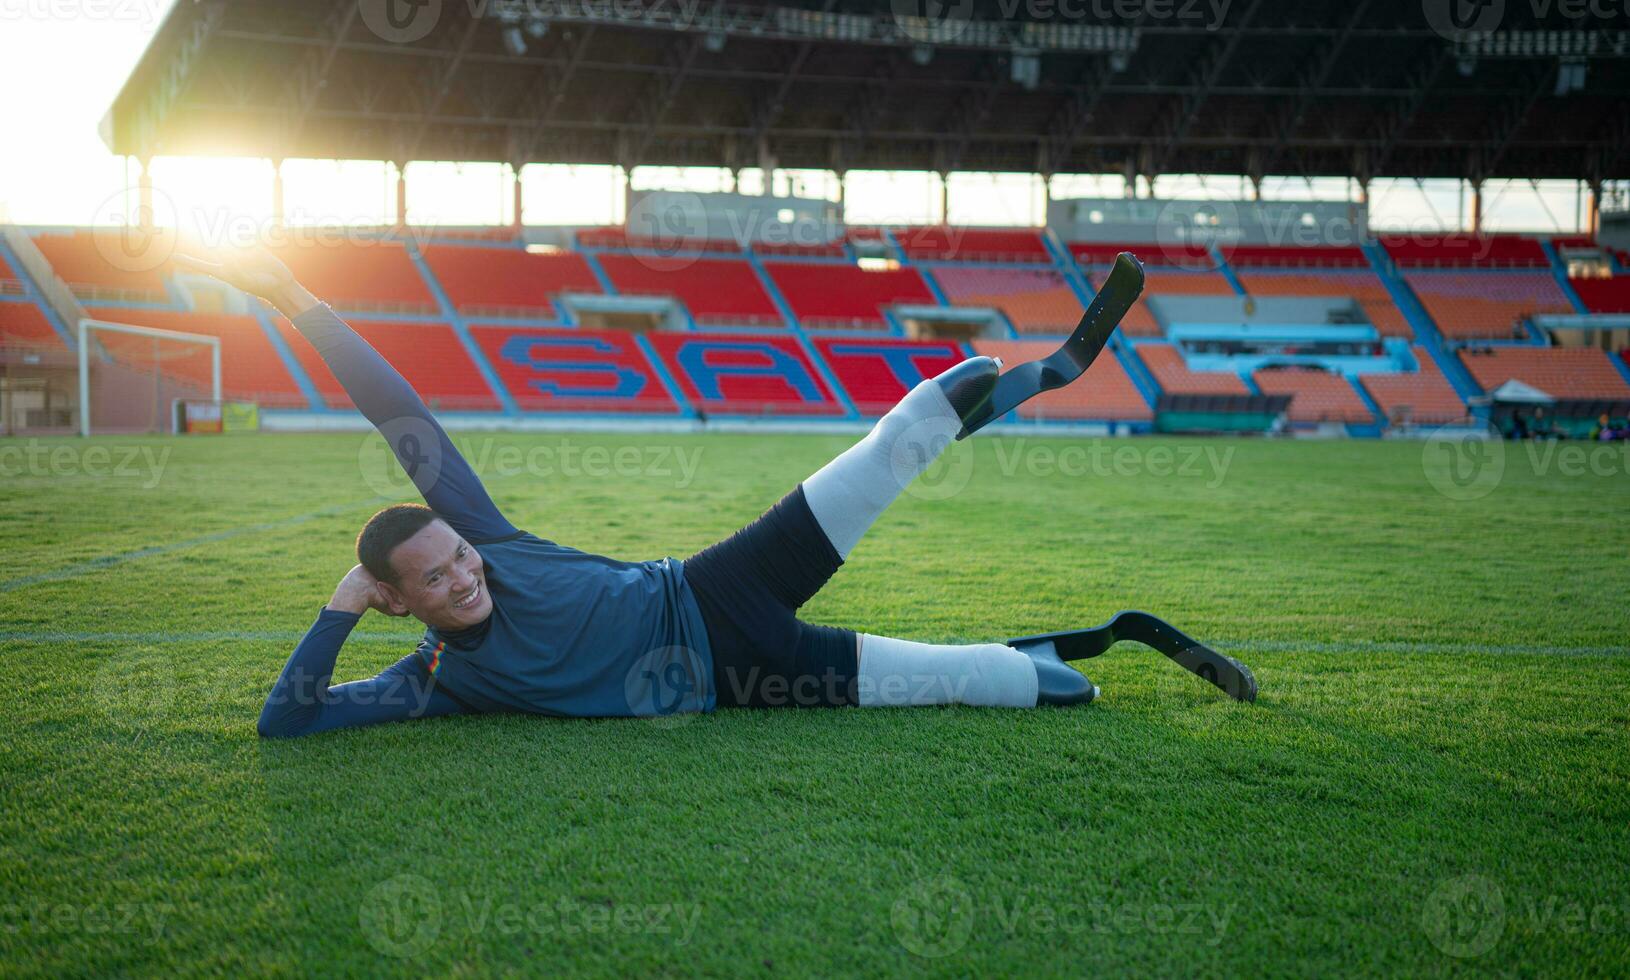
top-left (1251, 367), bottom-right (1374, 424)
top-left (762, 262), bottom-right (935, 329)
top-left (1380, 234), bottom-right (1549, 268)
top-left (274, 318), bottom-right (500, 411)
top-left (31, 229), bottom-right (176, 300)
top-left (576, 227), bottom-right (743, 253)
top-left (1087, 264), bottom-right (1234, 337)
top-left (932, 267), bottom-right (1082, 334)
top-left (753, 240), bottom-right (848, 258)
top-left (1404, 271), bottom-right (1573, 340)
top-left (1070, 241), bottom-right (1212, 268)
top-left (810, 337), bottom-right (967, 415)
top-left (893, 227), bottom-right (1052, 263)
top-left (470, 326), bottom-right (679, 413)
top-left (1235, 268), bottom-right (1412, 337)
top-left (1135, 343), bottom-right (1249, 395)
top-left (269, 239), bottom-right (436, 313)
top-left (1224, 245), bottom-right (1369, 268)
top-left (423, 245), bottom-right (600, 317)
top-left (0, 303), bottom-right (66, 349)
top-left (973, 340), bottom-right (1151, 421)
top-left (1457, 346), bottom-right (1630, 400)
top-left (595, 254), bottom-right (782, 327)
top-left (87, 308), bottom-right (309, 407)
top-left (1568, 277), bottom-right (1630, 314)
top-left (1359, 347), bottom-right (1468, 425)
top-left (644, 331), bottom-right (845, 416)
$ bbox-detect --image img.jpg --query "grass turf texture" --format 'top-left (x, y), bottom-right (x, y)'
top-left (2, 431), bottom-right (1627, 976)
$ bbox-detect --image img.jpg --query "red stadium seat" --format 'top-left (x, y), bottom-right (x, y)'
top-left (973, 340), bottom-right (1151, 421)
top-left (269, 239), bottom-right (436, 313)
top-left (32, 229), bottom-right (176, 301)
top-left (762, 262), bottom-right (935, 329)
top-left (0, 303), bottom-right (66, 350)
top-left (1568, 277), bottom-right (1630, 314)
top-left (1360, 347), bottom-right (1468, 425)
top-left (644, 332), bottom-right (844, 416)
top-left (932, 267), bottom-right (1082, 334)
top-left (1224, 245), bottom-right (1369, 268)
top-left (754, 240), bottom-right (848, 258)
top-left (423, 245), bottom-right (600, 317)
top-left (576, 227), bottom-right (742, 253)
top-left (810, 337), bottom-right (967, 415)
top-left (893, 227), bottom-right (1052, 263)
top-left (1404, 271), bottom-right (1572, 340)
top-left (1235, 268), bottom-right (1412, 338)
top-left (1252, 367), bottom-right (1373, 424)
top-left (274, 318), bottom-right (500, 411)
top-left (87, 308), bottom-right (308, 407)
top-left (470, 326), bottom-right (679, 413)
top-left (595, 255), bottom-right (781, 326)
top-left (1135, 343), bottom-right (1249, 395)
top-left (1380, 234), bottom-right (1548, 268)
top-left (1458, 347), bottom-right (1630, 400)
top-left (1071, 241), bottom-right (1212, 268)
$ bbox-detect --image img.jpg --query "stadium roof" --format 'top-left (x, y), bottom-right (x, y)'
top-left (103, 0), bottom-right (1630, 183)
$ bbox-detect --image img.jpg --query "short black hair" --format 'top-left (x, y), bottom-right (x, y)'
top-left (356, 504), bottom-right (442, 585)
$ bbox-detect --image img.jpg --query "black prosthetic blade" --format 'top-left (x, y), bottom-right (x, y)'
top-left (957, 251), bottom-right (1146, 439)
top-left (1009, 609), bottom-right (1257, 703)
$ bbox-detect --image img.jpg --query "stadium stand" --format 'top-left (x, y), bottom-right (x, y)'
top-left (0, 303), bottom-right (64, 349)
top-left (1251, 367), bottom-right (1374, 424)
top-left (1070, 241), bottom-right (1213, 268)
top-left (1359, 347), bottom-right (1469, 425)
top-left (1135, 343), bottom-right (1249, 395)
top-left (762, 261), bottom-right (934, 329)
top-left (1404, 270), bottom-right (1573, 340)
top-left (1568, 276), bottom-right (1630, 314)
top-left (810, 337), bottom-right (967, 415)
top-left (269, 239), bottom-right (436, 313)
top-left (31, 229), bottom-right (175, 301)
top-left (470, 326), bottom-right (679, 413)
top-left (973, 339), bottom-right (1151, 421)
top-left (1086, 263), bottom-right (1235, 337)
top-left (753, 240), bottom-right (848, 258)
top-left (0, 250), bottom-right (20, 293)
top-left (893, 227), bottom-right (1052, 262)
top-left (595, 254), bottom-right (782, 326)
top-left (1380, 234), bottom-right (1550, 268)
top-left (87, 308), bottom-right (308, 407)
top-left (423, 245), bottom-right (600, 317)
top-left (1225, 245), bottom-right (1369, 268)
top-left (932, 266), bottom-right (1081, 334)
top-left (1235, 268), bottom-right (1412, 337)
top-left (1458, 347), bottom-right (1630, 399)
top-left (644, 331), bottom-right (845, 416)
top-left (274, 318), bottom-right (500, 411)
top-left (576, 227), bottom-right (743, 253)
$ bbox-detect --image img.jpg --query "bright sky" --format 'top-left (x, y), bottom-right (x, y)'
top-left (0, 1), bottom-right (1595, 236)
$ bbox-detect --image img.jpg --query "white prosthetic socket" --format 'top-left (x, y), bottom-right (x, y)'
top-left (855, 635), bottom-right (1039, 708)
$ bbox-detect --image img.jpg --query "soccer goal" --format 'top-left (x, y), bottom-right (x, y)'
top-left (77, 317), bottom-right (220, 436)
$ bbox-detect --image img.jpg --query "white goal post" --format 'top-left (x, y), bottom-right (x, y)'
top-left (77, 317), bottom-right (220, 437)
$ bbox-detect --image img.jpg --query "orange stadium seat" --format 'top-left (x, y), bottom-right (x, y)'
top-left (1404, 271), bottom-right (1572, 340)
top-left (86, 308), bottom-right (308, 407)
top-left (31, 229), bottom-right (176, 300)
top-left (269, 239), bottom-right (436, 313)
top-left (0, 303), bottom-right (66, 349)
top-left (423, 245), bottom-right (599, 316)
top-left (1225, 245), bottom-right (1369, 268)
top-left (933, 267), bottom-right (1082, 334)
top-left (1135, 343), bottom-right (1248, 395)
top-left (1088, 265), bottom-right (1234, 337)
top-left (762, 262), bottom-right (934, 329)
top-left (1458, 347), bottom-right (1630, 400)
top-left (1235, 268), bottom-right (1412, 338)
top-left (274, 318), bottom-right (499, 411)
top-left (1252, 367), bottom-right (1373, 424)
top-left (973, 340), bottom-right (1150, 421)
top-left (596, 255), bottom-right (781, 326)
top-left (1359, 347), bottom-right (1468, 425)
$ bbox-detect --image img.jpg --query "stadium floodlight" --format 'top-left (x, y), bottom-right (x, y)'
top-left (77, 317), bottom-right (219, 437)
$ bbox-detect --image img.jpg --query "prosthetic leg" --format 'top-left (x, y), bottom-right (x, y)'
top-left (1009, 610), bottom-right (1258, 704)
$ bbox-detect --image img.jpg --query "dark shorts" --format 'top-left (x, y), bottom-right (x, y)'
top-left (683, 484), bottom-right (859, 709)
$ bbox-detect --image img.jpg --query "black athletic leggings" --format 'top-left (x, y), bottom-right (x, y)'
top-left (683, 485), bottom-right (859, 708)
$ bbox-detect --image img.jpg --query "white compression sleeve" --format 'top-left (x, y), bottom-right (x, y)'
top-left (855, 635), bottom-right (1038, 708)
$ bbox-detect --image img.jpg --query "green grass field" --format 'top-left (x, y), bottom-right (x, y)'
top-left (3, 430), bottom-right (1628, 976)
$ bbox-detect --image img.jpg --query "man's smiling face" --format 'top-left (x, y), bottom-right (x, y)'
top-left (375, 518), bottom-right (492, 630)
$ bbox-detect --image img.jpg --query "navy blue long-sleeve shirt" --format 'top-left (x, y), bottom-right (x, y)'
top-left (256, 304), bottom-right (715, 738)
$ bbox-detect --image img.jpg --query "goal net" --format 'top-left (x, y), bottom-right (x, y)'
top-left (77, 318), bottom-right (220, 436)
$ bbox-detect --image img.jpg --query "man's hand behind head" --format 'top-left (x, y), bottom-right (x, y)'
top-left (328, 563), bottom-right (409, 618)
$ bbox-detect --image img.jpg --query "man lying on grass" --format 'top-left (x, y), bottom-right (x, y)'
top-left (180, 247), bottom-right (1098, 738)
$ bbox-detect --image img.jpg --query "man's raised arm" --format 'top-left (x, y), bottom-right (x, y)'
top-left (176, 247), bottom-right (516, 543)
